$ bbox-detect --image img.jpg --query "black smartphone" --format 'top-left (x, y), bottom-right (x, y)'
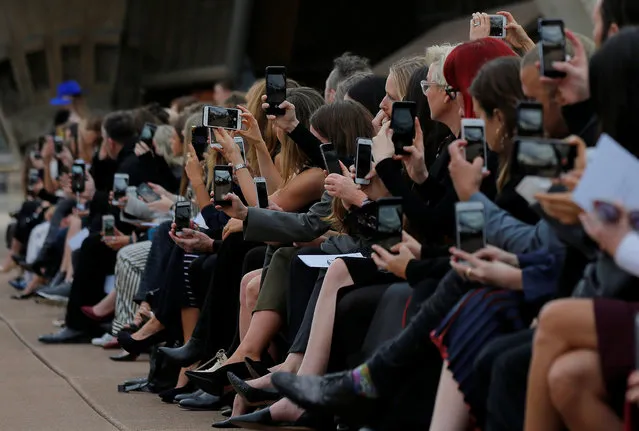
top-left (511, 138), bottom-right (577, 178)
top-left (265, 66), bottom-right (287, 116)
top-left (140, 122), bottom-right (158, 147)
top-left (174, 201), bottom-right (191, 232)
top-left (37, 136), bottom-right (46, 151)
top-left (213, 165), bottom-right (233, 206)
top-left (53, 136), bottom-right (64, 154)
top-left (102, 215), bottom-right (115, 237)
top-left (516, 102), bottom-right (544, 137)
top-left (455, 202), bottom-right (486, 255)
top-left (320, 143), bottom-right (341, 175)
top-left (69, 123), bottom-right (79, 144)
top-left (376, 197), bottom-right (403, 250)
top-left (254, 177), bottom-right (269, 208)
top-left (112, 173), bottom-right (129, 203)
top-left (137, 183), bottom-right (161, 203)
top-left (538, 19), bottom-right (566, 78)
top-left (355, 138), bottom-right (372, 185)
top-left (390, 101), bottom-right (416, 155)
top-left (461, 119), bottom-right (488, 170)
top-left (191, 126), bottom-right (209, 161)
top-left (71, 161), bottom-right (86, 194)
top-left (27, 168), bottom-right (39, 190)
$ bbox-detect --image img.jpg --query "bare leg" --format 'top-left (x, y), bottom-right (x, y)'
top-left (549, 349), bottom-right (623, 431)
top-left (524, 299), bottom-right (598, 431)
top-left (1, 238), bottom-right (22, 271)
top-left (62, 216), bottom-right (82, 281)
top-left (429, 364), bottom-right (469, 431)
top-left (131, 314), bottom-right (165, 340)
top-left (91, 289), bottom-right (116, 317)
top-left (176, 307), bottom-right (200, 386)
top-left (239, 269), bottom-right (262, 341)
top-left (22, 275), bottom-right (46, 295)
top-left (226, 310), bottom-right (282, 364)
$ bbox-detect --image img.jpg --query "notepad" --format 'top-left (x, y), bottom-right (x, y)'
top-left (298, 253), bottom-right (365, 268)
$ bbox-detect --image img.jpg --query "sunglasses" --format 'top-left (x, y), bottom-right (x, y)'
top-left (594, 201), bottom-right (639, 231)
top-left (419, 80), bottom-right (458, 99)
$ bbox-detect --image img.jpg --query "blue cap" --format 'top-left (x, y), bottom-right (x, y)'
top-left (50, 80), bottom-right (83, 105)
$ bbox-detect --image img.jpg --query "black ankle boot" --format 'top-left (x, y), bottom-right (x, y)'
top-left (158, 337), bottom-right (203, 367)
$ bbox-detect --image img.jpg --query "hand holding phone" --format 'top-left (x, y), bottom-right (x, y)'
top-left (538, 19), bottom-right (566, 78)
top-left (174, 201), bottom-right (191, 233)
top-left (390, 102), bottom-right (417, 155)
top-left (102, 215), bottom-right (116, 237)
top-left (213, 165), bottom-right (233, 206)
top-left (137, 183), bottom-right (162, 203)
top-left (455, 202), bottom-right (486, 257)
top-left (461, 119), bottom-right (488, 171)
top-left (71, 161), bottom-right (86, 194)
top-left (320, 143), bottom-right (342, 175)
top-left (355, 138), bottom-right (373, 185)
top-left (202, 106), bottom-right (242, 130)
top-left (265, 66), bottom-right (287, 116)
top-left (112, 173), bottom-right (129, 205)
top-left (254, 177), bottom-right (269, 208)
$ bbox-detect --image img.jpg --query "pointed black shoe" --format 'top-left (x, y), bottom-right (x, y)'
top-left (227, 372), bottom-right (280, 406)
top-left (271, 371), bottom-right (379, 420)
top-left (117, 330), bottom-right (167, 355)
top-left (229, 407), bottom-right (332, 431)
top-left (159, 382), bottom-right (196, 403)
top-left (211, 418), bottom-right (239, 428)
top-left (244, 357), bottom-right (272, 379)
top-left (159, 337), bottom-right (204, 367)
top-left (187, 361), bottom-right (252, 396)
top-left (178, 391), bottom-right (225, 411)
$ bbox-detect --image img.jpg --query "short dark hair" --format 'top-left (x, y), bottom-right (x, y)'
top-left (222, 91), bottom-right (247, 107)
top-left (601, 0), bottom-right (639, 43)
top-left (326, 52), bottom-right (372, 91)
top-left (216, 78), bottom-right (234, 91)
top-left (103, 111), bottom-right (138, 146)
top-left (53, 109), bottom-right (71, 127)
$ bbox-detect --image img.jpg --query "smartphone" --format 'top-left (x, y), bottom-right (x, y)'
top-left (390, 101), bottom-right (417, 155)
top-left (191, 126), bottom-right (209, 161)
top-left (140, 122), bottom-right (158, 147)
top-left (538, 19), bottom-right (566, 78)
top-left (30, 150), bottom-right (42, 160)
top-left (320, 143), bottom-right (341, 175)
top-left (137, 183), bottom-right (161, 203)
top-left (234, 136), bottom-right (247, 163)
top-left (202, 105), bottom-right (242, 130)
top-left (355, 138), bottom-right (373, 185)
top-left (516, 102), bottom-right (544, 137)
top-left (265, 66), bottom-right (287, 116)
top-left (376, 197), bottom-right (403, 250)
top-left (112, 173), bottom-right (130, 204)
top-left (174, 201), bottom-right (191, 232)
top-left (488, 15), bottom-right (507, 38)
top-left (213, 165), bottom-right (233, 206)
top-left (461, 119), bottom-right (488, 170)
top-left (102, 215), bottom-right (115, 237)
top-left (27, 168), bottom-right (39, 190)
top-left (53, 136), bottom-right (64, 154)
top-left (511, 138), bottom-right (577, 178)
top-left (455, 202), bottom-right (486, 255)
top-left (37, 136), bottom-right (46, 151)
top-left (254, 177), bottom-right (269, 208)
top-left (71, 161), bottom-right (86, 194)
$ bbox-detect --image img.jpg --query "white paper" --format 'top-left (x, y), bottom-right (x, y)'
top-left (103, 275), bottom-right (115, 294)
top-left (193, 212), bottom-right (208, 229)
top-left (68, 228), bottom-right (90, 251)
top-left (515, 176), bottom-right (553, 205)
top-left (572, 134), bottom-right (639, 212)
top-left (298, 253), bottom-right (365, 268)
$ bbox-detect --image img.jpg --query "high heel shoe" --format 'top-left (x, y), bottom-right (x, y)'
top-left (158, 336), bottom-right (204, 367)
top-left (81, 306), bottom-right (114, 322)
top-left (211, 418), bottom-right (239, 428)
top-left (158, 382), bottom-right (196, 403)
top-left (117, 329), bottom-right (167, 355)
top-left (227, 372), bottom-right (280, 406)
top-left (244, 357), bottom-right (272, 379)
top-left (229, 407), bottom-right (331, 431)
top-left (186, 361), bottom-right (252, 396)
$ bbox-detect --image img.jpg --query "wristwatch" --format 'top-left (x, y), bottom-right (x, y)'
top-left (233, 163), bottom-right (247, 173)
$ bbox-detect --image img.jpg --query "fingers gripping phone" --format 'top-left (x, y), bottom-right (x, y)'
top-left (355, 138), bottom-right (373, 185)
top-left (71, 161), bottom-right (86, 194)
top-left (202, 106), bottom-right (242, 130)
top-left (511, 138), bottom-right (577, 178)
top-left (102, 215), bottom-right (115, 237)
top-left (320, 143), bottom-right (341, 175)
top-left (538, 19), bottom-right (567, 78)
top-left (461, 119), bottom-right (488, 171)
top-left (265, 66), bottom-right (287, 116)
top-left (254, 177), bottom-right (269, 208)
top-left (112, 173), bottom-right (129, 204)
top-left (488, 15), bottom-right (507, 38)
top-left (137, 183), bottom-right (161, 203)
top-left (213, 165), bottom-right (233, 206)
top-left (390, 101), bottom-right (416, 155)
top-left (140, 122), bottom-right (158, 147)
top-left (455, 202), bottom-right (486, 256)
top-left (191, 126), bottom-right (209, 161)
top-left (174, 201), bottom-right (191, 232)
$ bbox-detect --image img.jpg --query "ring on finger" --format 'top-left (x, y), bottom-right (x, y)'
top-left (465, 267), bottom-right (473, 278)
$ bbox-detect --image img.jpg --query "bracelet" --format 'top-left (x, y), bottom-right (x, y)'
top-left (233, 163), bottom-right (248, 173)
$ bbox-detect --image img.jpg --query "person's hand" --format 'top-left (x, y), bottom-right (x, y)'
top-left (267, 201), bottom-right (283, 212)
top-left (147, 182), bottom-right (172, 199)
top-left (134, 142), bottom-right (152, 157)
top-left (449, 247), bottom-right (522, 289)
top-left (626, 371), bottom-right (639, 406)
top-left (539, 30), bottom-right (589, 106)
top-left (169, 226), bottom-right (214, 253)
top-left (579, 202), bottom-right (631, 256)
top-left (214, 192), bottom-right (249, 220)
top-left (185, 144), bottom-right (204, 184)
top-left (108, 191), bottom-right (128, 209)
top-left (396, 118), bottom-right (428, 184)
top-left (30, 153), bottom-right (45, 170)
top-left (557, 169), bottom-right (583, 192)
top-left (474, 245), bottom-right (519, 267)
top-left (392, 231), bottom-right (422, 258)
top-left (212, 128), bottom-right (243, 165)
top-left (30, 179), bottom-right (44, 196)
top-left (324, 161), bottom-right (366, 208)
top-left (81, 172), bottom-right (96, 201)
top-left (448, 139), bottom-right (489, 201)
top-left (372, 121), bottom-right (395, 163)
top-left (371, 244), bottom-right (416, 279)
top-left (361, 164), bottom-right (391, 201)
top-left (102, 227), bottom-right (131, 251)
top-left (41, 137), bottom-right (54, 161)
top-left (260, 96), bottom-right (299, 133)
top-left (222, 218), bottom-right (244, 240)
top-left (469, 12), bottom-right (490, 40)
top-left (293, 235), bottom-right (329, 249)
top-left (535, 192), bottom-right (582, 225)
top-left (497, 11), bottom-right (535, 52)
top-left (132, 301), bottom-right (152, 327)
top-left (372, 109), bottom-right (389, 135)
top-left (147, 195), bottom-right (174, 214)
top-left (235, 105), bottom-right (265, 145)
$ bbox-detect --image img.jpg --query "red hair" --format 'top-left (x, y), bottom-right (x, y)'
top-left (443, 38), bottom-right (517, 119)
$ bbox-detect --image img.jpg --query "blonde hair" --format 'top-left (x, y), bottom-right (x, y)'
top-left (425, 44), bottom-right (459, 86)
top-left (153, 125), bottom-right (182, 167)
top-left (389, 56), bottom-right (428, 101)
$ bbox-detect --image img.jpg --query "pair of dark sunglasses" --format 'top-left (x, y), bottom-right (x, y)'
top-left (594, 201), bottom-right (639, 231)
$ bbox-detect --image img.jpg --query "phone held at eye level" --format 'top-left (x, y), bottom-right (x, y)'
top-left (112, 173), bottom-right (129, 205)
top-left (174, 201), bottom-right (191, 233)
top-left (511, 138), bottom-right (577, 178)
top-left (538, 18), bottom-right (566, 78)
top-left (234, 136), bottom-right (246, 163)
top-left (140, 122), bottom-right (158, 147)
top-left (102, 215), bottom-right (115, 237)
top-left (202, 106), bottom-right (242, 131)
top-left (516, 102), bottom-right (544, 137)
top-left (320, 143), bottom-right (341, 175)
top-left (53, 136), bottom-right (64, 154)
top-left (213, 165), bottom-right (233, 206)
top-left (455, 202), bottom-right (486, 256)
top-left (254, 177), bottom-right (269, 208)
top-left (265, 66), bottom-right (287, 116)
top-left (390, 101), bottom-right (416, 155)
top-left (71, 161), bottom-right (86, 194)
top-left (355, 138), bottom-right (373, 185)
top-left (488, 15), bottom-right (507, 38)
top-left (461, 119), bottom-right (488, 171)
top-left (27, 168), bottom-right (39, 191)
top-left (137, 183), bottom-right (161, 203)
top-left (376, 197), bottom-right (403, 250)
top-left (191, 126), bottom-right (209, 161)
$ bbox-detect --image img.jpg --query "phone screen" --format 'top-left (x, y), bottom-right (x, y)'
top-left (113, 175), bottom-right (129, 199)
top-left (516, 139), bottom-right (576, 178)
top-left (377, 204), bottom-right (403, 235)
top-left (214, 167), bottom-right (233, 204)
top-left (321, 144), bottom-right (341, 175)
top-left (234, 137), bottom-right (246, 162)
top-left (391, 105), bottom-right (415, 152)
top-left (204, 106), bottom-right (239, 129)
top-left (539, 22), bottom-right (566, 77)
top-left (266, 72), bottom-right (287, 107)
top-left (457, 209), bottom-right (485, 254)
top-left (174, 204), bottom-right (191, 232)
top-left (356, 142), bottom-right (372, 180)
top-left (28, 168), bottom-right (39, 187)
top-left (137, 183), bottom-right (161, 203)
top-left (191, 126), bottom-right (209, 160)
top-left (463, 126), bottom-right (486, 162)
top-left (517, 105), bottom-right (544, 136)
top-left (140, 123), bottom-right (158, 146)
top-left (54, 136), bottom-right (64, 153)
top-left (255, 180), bottom-right (268, 208)
top-left (71, 164), bottom-right (85, 193)
top-left (103, 216), bottom-right (115, 237)
top-left (489, 15), bottom-right (504, 37)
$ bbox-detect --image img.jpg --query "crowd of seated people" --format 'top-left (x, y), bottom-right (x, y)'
top-left (3, 1), bottom-right (639, 429)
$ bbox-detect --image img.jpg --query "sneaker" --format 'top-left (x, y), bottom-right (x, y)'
top-left (92, 333), bottom-right (116, 347)
top-left (37, 281), bottom-right (72, 303)
top-left (9, 277), bottom-right (26, 291)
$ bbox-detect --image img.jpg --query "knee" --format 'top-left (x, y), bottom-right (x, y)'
top-left (323, 258), bottom-right (350, 293)
top-left (547, 351), bottom-right (593, 412)
top-left (245, 277), bottom-right (260, 310)
top-left (534, 299), bottom-right (573, 345)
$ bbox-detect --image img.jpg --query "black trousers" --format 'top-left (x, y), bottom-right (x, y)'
top-left (65, 233), bottom-right (116, 332)
top-left (152, 244), bottom-right (187, 340)
top-left (134, 221), bottom-right (173, 303)
top-left (13, 200), bottom-right (42, 245)
top-left (36, 198), bottom-right (76, 264)
top-left (475, 329), bottom-right (534, 431)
